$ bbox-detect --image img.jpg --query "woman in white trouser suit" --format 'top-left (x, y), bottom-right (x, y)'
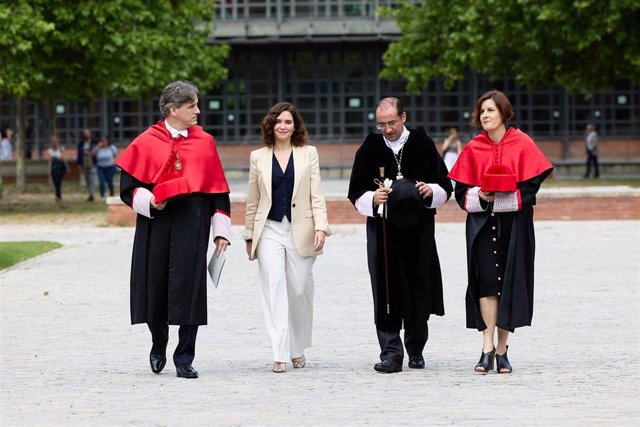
top-left (244, 102), bottom-right (331, 373)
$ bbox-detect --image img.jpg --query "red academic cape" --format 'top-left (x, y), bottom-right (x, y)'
top-left (116, 121), bottom-right (229, 202)
top-left (448, 127), bottom-right (553, 187)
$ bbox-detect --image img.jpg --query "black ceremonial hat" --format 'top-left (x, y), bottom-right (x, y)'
top-left (386, 178), bottom-right (424, 229)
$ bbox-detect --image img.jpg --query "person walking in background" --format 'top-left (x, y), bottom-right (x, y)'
top-left (244, 102), bottom-right (331, 373)
top-left (116, 81), bottom-right (231, 379)
top-left (47, 135), bottom-right (67, 201)
top-left (92, 134), bottom-right (118, 197)
top-left (0, 126), bottom-right (14, 161)
top-left (440, 126), bottom-right (463, 172)
top-left (448, 90), bottom-right (553, 374)
top-left (584, 123), bottom-right (599, 178)
top-left (76, 128), bottom-right (98, 201)
top-left (348, 97), bottom-right (452, 373)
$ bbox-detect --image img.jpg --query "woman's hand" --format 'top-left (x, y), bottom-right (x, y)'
top-left (150, 195), bottom-right (166, 210)
top-left (479, 191), bottom-right (495, 203)
top-left (313, 230), bottom-right (326, 252)
top-left (245, 240), bottom-right (254, 260)
top-left (214, 237), bottom-right (229, 257)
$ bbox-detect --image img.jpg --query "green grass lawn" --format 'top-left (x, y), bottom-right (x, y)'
top-left (0, 182), bottom-right (109, 224)
top-left (0, 241), bottom-right (63, 270)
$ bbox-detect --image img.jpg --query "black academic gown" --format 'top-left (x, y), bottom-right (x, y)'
top-left (454, 170), bottom-right (552, 331)
top-left (348, 127), bottom-right (452, 330)
top-left (120, 171), bottom-right (230, 326)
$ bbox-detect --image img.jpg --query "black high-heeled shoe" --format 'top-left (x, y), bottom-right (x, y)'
top-left (474, 347), bottom-right (495, 373)
top-left (495, 346), bottom-right (512, 373)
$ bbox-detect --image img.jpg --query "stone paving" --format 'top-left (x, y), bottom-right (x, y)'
top-left (0, 220), bottom-right (638, 426)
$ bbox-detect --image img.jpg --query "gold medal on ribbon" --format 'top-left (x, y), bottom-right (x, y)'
top-left (174, 159), bottom-right (182, 171)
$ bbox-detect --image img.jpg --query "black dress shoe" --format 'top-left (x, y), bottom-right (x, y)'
top-left (149, 353), bottom-right (166, 374)
top-left (408, 356), bottom-right (425, 369)
top-left (176, 364), bottom-right (198, 379)
top-left (374, 359), bottom-right (402, 373)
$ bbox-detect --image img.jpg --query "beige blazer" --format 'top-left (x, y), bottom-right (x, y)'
top-left (244, 145), bottom-right (331, 259)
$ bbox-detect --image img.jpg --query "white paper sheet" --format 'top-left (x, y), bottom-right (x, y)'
top-left (207, 251), bottom-right (226, 288)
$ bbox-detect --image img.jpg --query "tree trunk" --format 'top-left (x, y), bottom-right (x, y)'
top-left (47, 97), bottom-right (57, 138)
top-left (15, 97), bottom-right (27, 192)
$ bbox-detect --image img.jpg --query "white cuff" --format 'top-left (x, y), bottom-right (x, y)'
top-left (464, 186), bottom-right (486, 213)
top-left (355, 191), bottom-right (375, 217)
top-left (493, 191), bottom-right (521, 212)
top-left (212, 210), bottom-right (231, 243)
top-left (132, 187), bottom-right (153, 218)
top-left (425, 183), bottom-right (447, 209)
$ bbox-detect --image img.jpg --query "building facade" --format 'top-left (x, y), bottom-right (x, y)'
top-left (1, 0), bottom-right (638, 158)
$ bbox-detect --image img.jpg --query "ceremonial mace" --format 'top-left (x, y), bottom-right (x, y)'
top-left (378, 167), bottom-right (391, 315)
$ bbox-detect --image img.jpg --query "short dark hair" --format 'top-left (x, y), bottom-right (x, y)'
top-left (159, 81), bottom-right (199, 118)
top-left (470, 90), bottom-right (514, 128)
top-left (1, 125), bottom-right (12, 139)
top-left (376, 97), bottom-right (405, 117)
top-left (261, 102), bottom-right (309, 147)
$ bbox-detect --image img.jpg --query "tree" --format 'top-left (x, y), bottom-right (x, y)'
top-left (0, 0), bottom-right (229, 191)
top-left (0, 1), bottom-right (54, 191)
top-left (379, 0), bottom-right (640, 93)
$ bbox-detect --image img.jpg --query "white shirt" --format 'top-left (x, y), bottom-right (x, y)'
top-left (164, 121), bottom-right (188, 139)
top-left (0, 138), bottom-right (13, 161)
top-left (383, 127), bottom-right (410, 155)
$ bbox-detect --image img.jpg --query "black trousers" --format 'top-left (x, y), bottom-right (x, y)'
top-left (147, 323), bottom-right (199, 366)
top-left (51, 170), bottom-right (64, 199)
top-left (585, 152), bottom-right (599, 178)
top-left (377, 321), bottom-right (429, 362)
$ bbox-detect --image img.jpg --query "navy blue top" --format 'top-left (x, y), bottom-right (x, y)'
top-left (268, 153), bottom-right (294, 222)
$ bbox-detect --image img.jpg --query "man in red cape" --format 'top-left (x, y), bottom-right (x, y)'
top-left (116, 81), bottom-right (230, 379)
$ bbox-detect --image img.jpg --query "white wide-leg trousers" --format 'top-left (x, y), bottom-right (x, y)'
top-left (256, 218), bottom-right (316, 362)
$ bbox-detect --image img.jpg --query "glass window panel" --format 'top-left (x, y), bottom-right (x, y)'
top-left (346, 126), bottom-right (364, 135)
top-left (345, 112), bottom-right (363, 123)
top-left (614, 109), bottom-right (631, 120)
top-left (298, 82), bottom-right (316, 94)
top-left (345, 81), bottom-right (364, 92)
top-left (297, 97), bottom-right (316, 109)
top-left (532, 109), bottom-right (550, 121)
top-left (440, 95), bottom-right (459, 108)
top-left (251, 98), bottom-right (270, 110)
top-left (343, 52), bottom-right (365, 79)
top-left (205, 115), bottom-right (224, 126)
top-left (441, 110), bottom-right (459, 123)
top-left (532, 123), bottom-right (550, 133)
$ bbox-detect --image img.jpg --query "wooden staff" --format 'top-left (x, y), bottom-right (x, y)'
top-left (379, 167), bottom-right (391, 315)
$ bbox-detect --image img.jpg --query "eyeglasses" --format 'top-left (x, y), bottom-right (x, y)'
top-left (375, 118), bottom-right (401, 130)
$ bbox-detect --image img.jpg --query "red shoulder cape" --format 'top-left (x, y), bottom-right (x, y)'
top-left (116, 121), bottom-right (229, 201)
top-left (448, 127), bottom-right (553, 187)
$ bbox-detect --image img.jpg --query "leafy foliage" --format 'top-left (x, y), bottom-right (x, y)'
top-left (0, 0), bottom-right (229, 100)
top-left (379, 0), bottom-right (640, 93)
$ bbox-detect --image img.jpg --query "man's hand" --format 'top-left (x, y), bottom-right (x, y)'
top-left (214, 237), bottom-right (229, 257)
top-left (415, 181), bottom-right (433, 199)
top-left (373, 187), bottom-right (392, 206)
